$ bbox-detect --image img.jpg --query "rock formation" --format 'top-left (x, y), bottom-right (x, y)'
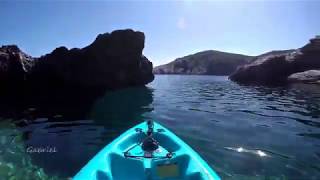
top-left (29, 29), bottom-right (154, 89)
top-left (0, 29), bottom-right (154, 119)
top-left (1, 29), bottom-right (153, 90)
top-left (229, 36), bottom-right (320, 85)
top-left (0, 45), bottom-right (33, 88)
top-left (288, 70), bottom-right (320, 84)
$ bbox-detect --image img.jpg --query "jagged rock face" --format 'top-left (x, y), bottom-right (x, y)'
top-left (0, 29), bottom-right (154, 119)
top-left (0, 30), bottom-right (153, 90)
top-left (288, 70), bottom-right (320, 84)
top-left (0, 45), bottom-right (34, 89)
top-left (229, 50), bottom-right (295, 84)
top-left (229, 38), bottom-right (320, 85)
top-left (29, 29), bottom-right (154, 89)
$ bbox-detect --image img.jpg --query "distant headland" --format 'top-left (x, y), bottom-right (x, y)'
top-left (154, 36), bottom-right (320, 85)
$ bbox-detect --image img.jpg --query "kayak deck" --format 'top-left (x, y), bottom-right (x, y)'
top-left (74, 121), bottom-right (220, 180)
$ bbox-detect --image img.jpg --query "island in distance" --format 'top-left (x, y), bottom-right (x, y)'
top-left (153, 49), bottom-right (292, 76)
top-left (153, 50), bottom-right (253, 75)
top-left (154, 36), bottom-right (320, 85)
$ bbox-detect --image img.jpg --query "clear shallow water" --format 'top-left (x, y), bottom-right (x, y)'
top-left (1, 75), bottom-right (320, 179)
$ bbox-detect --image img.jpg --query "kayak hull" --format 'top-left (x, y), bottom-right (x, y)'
top-left (74, 121), bottom-right (220, 180)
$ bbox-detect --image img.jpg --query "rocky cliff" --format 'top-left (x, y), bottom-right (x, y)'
top-left (0, 29), bottom-right (154, 119)
top-left (29, 29), bottom-right (154, 89)
top-left (1, 29), bottom-right (153, 90)
top-left (229, 37), bottom-right (320, 85)
top-left (153, 50), bottom-right (253, 75)
top-left (0, 45), bottom-right (34, 88)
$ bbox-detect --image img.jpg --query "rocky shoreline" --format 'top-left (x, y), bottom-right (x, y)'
top-left (153, 36), bottom-right (320, 86)
top-left (229, 36), bottom-right (320, 85)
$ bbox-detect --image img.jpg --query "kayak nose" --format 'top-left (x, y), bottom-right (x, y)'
top-left (74, 121), bottom-right (221, 180)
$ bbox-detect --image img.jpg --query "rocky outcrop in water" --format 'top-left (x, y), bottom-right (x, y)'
top-left (229, 36), bottom-right (320, 85)
top-left (153, 50), bottom-right (253, 75)
top-left (0, 29), bottom-right (154, 119)
top-left (29, 29), bottom-right (154, 89)
top-left (1, 29), bottom-right (153, 91)
top-left (288, 70), bottom-right (320, 84)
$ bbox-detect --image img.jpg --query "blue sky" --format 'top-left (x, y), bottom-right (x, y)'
top-left (0, 1), bottom-right (319, 66)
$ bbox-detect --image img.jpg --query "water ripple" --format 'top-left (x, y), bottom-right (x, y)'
top-left (150, 75), bottom-right (320, 179)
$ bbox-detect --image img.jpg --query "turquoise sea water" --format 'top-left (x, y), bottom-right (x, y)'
top-left (1, 75), bottom-right (320, 179)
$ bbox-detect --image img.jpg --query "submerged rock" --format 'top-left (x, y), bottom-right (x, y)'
top-left (0, 120), bottom-right (61, 180)
top-left (229, 36), bottom-right (320, 85)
